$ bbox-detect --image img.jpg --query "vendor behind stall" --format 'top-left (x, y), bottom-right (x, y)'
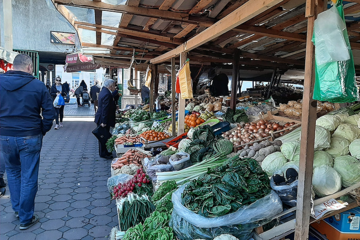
top-left (141, 85), bottom-right (150, 104)
top-left (209, 69), bottom-right (229, 97)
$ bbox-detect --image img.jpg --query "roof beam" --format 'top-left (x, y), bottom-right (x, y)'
top-left (234, 25), bottom-right (306, 41)
top-left (93, 0), bottom-right (102, 45)
top-left (81, 42), bottom-right (148, 52)
top-left (117, 34), bottom-right (178, 49)
top-left (159, 0), bottom-right (176, 10)
top-left (75, 21), bottom-right (184, 44)
top-left (90, 53), bottom-right (156, 60)
top-left (143, 18), bottom-right (157, 31)
top-left (217, 0), bottom-right (248, 19)
top-left (150, 0), bottom-right (286, 64)
top-left (209, 0), bottom-right (231, 18)
top-left (174, 24), bottom-right (197, 38)
top-left (189, 0), bottom-right (213, 14)
top-left (54, 0), bottom-right (214, 27)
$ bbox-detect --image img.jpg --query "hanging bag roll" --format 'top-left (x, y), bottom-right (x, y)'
top-left (178, 61), bottom-right (193, 99)
top-left (313, 0), bottom-right (359, 103)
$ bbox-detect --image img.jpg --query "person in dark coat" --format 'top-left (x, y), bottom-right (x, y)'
top-left (210, 72), bottom-right (229, 97)
top-left (90, 81), bottom-right (101, 113)
top-left (75, 85), bottom-right (84, 107)
top-left (141, 85), bottom-right (150, 104)
top-left (95, 79), bottom-right (116, 159)
top-left (80, 80), bottom-right (87, 91)
top-left (62, 81), bottom-right (70, 103)
top-left (50, 77), bottom-right (67, 129)
top-left (0, 54), bottom-right (55, 230)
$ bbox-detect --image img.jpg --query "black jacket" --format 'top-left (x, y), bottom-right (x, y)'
top-left (50, 84), bottom-right (67, 100)
top-left (90, 85), bottom-right (100, 101)
top-left (62, 82), bottom-right (70, 94)
top-left (95, 87), bottom-right (116, 127)
top-left (0, 71), bottom-right (55, 136)
top-left (80, 81), bottom-right (87, 91)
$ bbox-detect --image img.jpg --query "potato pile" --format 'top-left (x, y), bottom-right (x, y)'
top-left (279, 100), bottom-right (335, 117)
top-left (237, 139), bottom-right (282, 162)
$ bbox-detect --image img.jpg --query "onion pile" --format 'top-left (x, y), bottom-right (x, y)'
top-left (222, 120), bottom-right (296, 146)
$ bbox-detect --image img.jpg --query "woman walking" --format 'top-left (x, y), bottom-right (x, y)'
top-left (50, 77), bottom-right (66, 130)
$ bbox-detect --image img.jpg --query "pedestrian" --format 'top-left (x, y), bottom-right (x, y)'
top-left (0, 151), bottom-right (6, 189)
top-left (75, 85), bottom-right (84, 107)
top-left (141, 85), bottom-right (150, 104)
top-left (95, 79), bottom-right (116, 159)
top-left (0, 54), bottom-right (55, 230)
top-left (80, 79), bottom-right (87, 91)
top-left (90, 81), bottom-right (101, 113)
top-left (62, 80), bottom-right (70, 103)
top-left (50, 77), bottom-right (66, 130)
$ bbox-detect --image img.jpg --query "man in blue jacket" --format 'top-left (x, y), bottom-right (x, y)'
top-left (0, 54), bottom-right (55, 230)
top-left (95, 79), bottom-right (116, 159)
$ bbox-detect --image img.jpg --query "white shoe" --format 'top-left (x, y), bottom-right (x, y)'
top-left (59, 123), bottom-right (63, 127)
top-left (54, 124), bottom-right (59, 130)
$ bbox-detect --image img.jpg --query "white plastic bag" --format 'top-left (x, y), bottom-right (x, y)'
top-left (314, 5), bottom-right (350, 65)
top-left (107, 174), bottom-right (133, 193)
top-left (171, 184), bottom-right (282, 229)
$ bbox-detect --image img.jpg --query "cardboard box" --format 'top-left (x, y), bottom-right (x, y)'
top-left (311, 207), bottom-right (360, 240)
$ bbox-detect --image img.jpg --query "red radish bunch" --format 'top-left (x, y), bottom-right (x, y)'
top-left (113, 169), bottom-right (151, 199)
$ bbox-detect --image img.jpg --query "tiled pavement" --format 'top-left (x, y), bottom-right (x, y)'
top-left (0, 120), bottom-right (117, 240)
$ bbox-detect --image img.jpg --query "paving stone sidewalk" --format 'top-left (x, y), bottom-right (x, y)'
top-left (0, 120), bottom-right (117, 240)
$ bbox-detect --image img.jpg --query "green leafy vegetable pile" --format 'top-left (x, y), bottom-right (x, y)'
top-left (130, 109), bottom-right (151, 122)
top-left (152, 180), bottom-right (178, 214)
top-left (123, 211), bottom-right (174, 240)
top-left (106, 135), bottom-right (117, 152)
top-left (224, 108), bottom-right (249, 123)
top-left (118, 194), bottom-right (155, 231)
top-left (152, 111), bottom-right (168, 119)
top-left (181, 158), bottom-right (271, 218)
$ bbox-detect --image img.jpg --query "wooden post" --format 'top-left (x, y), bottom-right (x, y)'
top-left (154, 65), bottom-right (159, 104)
top-left (177, 52), bottom-right (187, 135)
top-left (230, 49), bottom-right (240, 110)
top-left (149, 64), bottom-right (155, 113)
top-left (171, 57), bottom-right (176, 137)
top-left (294, 0), bottom-right (326, 239)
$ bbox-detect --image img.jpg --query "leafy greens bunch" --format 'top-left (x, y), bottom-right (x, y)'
top-left (181, 158), bottom-right (271, 218)
top-left (123, 211), bottom-right (174, 240)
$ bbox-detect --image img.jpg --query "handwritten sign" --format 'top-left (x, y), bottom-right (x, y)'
top-left (312, 199), bottom-right (348, 220)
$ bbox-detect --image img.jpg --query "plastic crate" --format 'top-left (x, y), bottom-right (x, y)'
top-left (211, 121), bottom-right (231, 136)
top-left (198, 119), bottom-right (220, 127)
top-left (164, 132), bottom-right (188, 148)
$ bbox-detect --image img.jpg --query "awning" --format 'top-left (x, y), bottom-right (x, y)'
top-left (64, 53), bottom-right (100, 72)
top-left (0, 47), bottom-right (19, 64)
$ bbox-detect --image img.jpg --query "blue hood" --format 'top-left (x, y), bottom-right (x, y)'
top-left (0, 71), bottom-right (35, 91)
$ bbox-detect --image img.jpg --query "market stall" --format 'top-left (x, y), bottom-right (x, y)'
top-left (54, 0), bottom-right (360, 239)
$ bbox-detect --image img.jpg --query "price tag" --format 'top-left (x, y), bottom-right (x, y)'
top-left (350, 216), bottom-right (360, 231)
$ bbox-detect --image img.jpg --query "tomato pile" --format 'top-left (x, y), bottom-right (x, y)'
top-left (113, 169), bottom-right (151, 199)
top-left (139, 130), bottom-right (170, 142)
top-left (185, 113), bottom-right (205, 128)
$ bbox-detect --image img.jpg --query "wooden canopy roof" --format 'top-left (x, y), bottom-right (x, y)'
top-left (53, 0), bottom-right (360, 75)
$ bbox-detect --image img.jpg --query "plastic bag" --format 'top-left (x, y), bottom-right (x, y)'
top-left (145, 67), bottom-right (152, 88)
top-left (58, 95), bottom-right (65, 106)
top-left (169, 152), bottom-right (190, 170)
top-left (178, 61), bottom-right (193, 99)
top-left (313, 0), bottom-right (358, 103)
top-left (53, 95), bottom-right (60, 108)
top-left (107, 174), bottom-right (133, 193)
top-left (146, 164), bottom-right (174, 182)
top-left (172, 184), bottom-right (282, 228)
top-left (314, 5), bottom-right (350, 65)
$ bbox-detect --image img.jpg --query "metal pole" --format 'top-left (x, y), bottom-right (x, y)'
top-left (230, 49), bottom-right (240, 110)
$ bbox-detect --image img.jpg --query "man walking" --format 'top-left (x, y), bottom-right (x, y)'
top-left (95, 79), bottom-right (116, 159)
top-left (90, 81), bottom-right (101, 113)
top-left (0, 54), bottom-right (55, 230)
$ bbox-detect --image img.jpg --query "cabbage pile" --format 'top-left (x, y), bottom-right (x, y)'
top-left (349, 139), bottom-right (360, 159)
top-left (325, 137), bottom-right (350, 157)
top-left (332, 123), bottom-right (360, 142)
top-left (261, 152), bottom-right (287, 176)
top-left (280, 141), bottom-right (300, 161)
top-left (312, 165), bottom-right (342, 197)
top-left (333, 155), bottom-right (360, 187)
top-left (316, 115), bottom-right (341, 131)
